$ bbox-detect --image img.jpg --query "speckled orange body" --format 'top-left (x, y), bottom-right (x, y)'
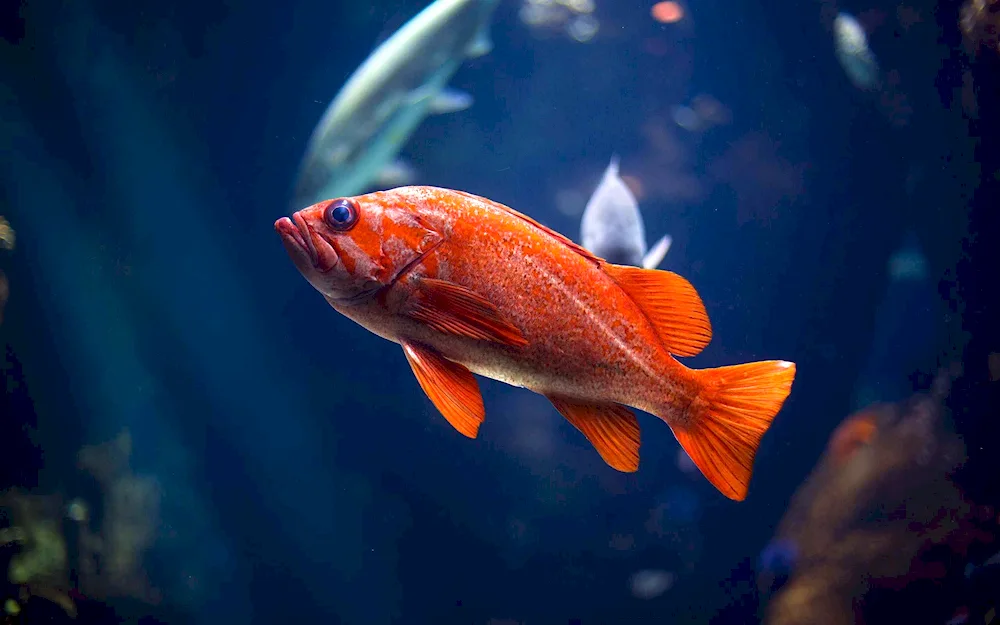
top-left (277, 184), bottom-right (797, 501)
top-left (325, 187), bottom-right (697, 423)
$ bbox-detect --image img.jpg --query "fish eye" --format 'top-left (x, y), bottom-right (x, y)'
top-left (324, 198), bottom-right (359, 231)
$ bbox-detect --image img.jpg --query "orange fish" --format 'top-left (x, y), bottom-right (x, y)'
top-left (275, 186), bottom-right (796, 501)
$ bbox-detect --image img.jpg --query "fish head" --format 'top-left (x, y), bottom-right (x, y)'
top-left (275, 192), bottom-right (443, 303)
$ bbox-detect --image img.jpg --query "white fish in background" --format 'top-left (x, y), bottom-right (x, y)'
top-left (833, 12), bottom-right (880, 90)
top-left (292, 0), bottom-right (499, 209)
top-left (372, 157), bottom-right (419, 188)
top-left (580, 156), bottom-right (672, 269)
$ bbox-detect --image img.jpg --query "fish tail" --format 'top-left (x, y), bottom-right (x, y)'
top-left (669, 360), bottom-right (796, 501)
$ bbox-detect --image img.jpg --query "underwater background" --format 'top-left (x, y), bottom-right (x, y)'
top-left (1, 0), bottom-right (998, 623)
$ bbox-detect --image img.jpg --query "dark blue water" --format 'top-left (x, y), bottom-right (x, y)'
top-left (0, 0), bottom-right (994, 623)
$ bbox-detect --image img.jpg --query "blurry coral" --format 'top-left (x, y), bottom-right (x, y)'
top-left (1, 429), bottom-right (163, 619)
top-left (961, 0), bottom-right (1000, 55)
top-left (759, 384), bottom-right (996, 625)
top-left (519, 0), bottom-right (599, 43)
top-left (75, 429), bottom-right (162, 606)
top-left (0, 491), bottom-right (77, 618)
top-left (0, 217), bottom-right (13, 251)
top-left (0, 216), bottom-right (13, 327)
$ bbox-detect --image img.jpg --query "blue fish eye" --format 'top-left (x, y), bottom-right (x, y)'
top-left (331, 205), bottom-right (350, 222)
top-left (325, 198), bottom-right (358, 231)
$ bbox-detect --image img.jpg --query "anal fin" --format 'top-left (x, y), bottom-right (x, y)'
top-left (403, 278), bottom-right (529, 347)
top-left (603, 263), bottom-right (712, 357)
top-left (403, 341), bottom-right (485, 438)
top-left (547, 395), bottom-right (641, 472)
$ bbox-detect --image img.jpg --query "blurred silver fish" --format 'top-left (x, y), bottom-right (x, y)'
top-left (580, 156), bottom-right (671, 269)
top-left (372, 157), bottom-right (419, 188)
top-left (292, 0), bottom-right (499, 208)
top-left (833, 12), bottom-right (880, 90)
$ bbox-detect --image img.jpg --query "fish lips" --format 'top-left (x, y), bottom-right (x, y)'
top-left (274, 213), bottom-right (339, 275)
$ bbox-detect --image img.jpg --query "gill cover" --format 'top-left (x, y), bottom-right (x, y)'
top-left (312, 196), bottom-right (445, 306)
top-left (353, 204), bottom-right (444, 286)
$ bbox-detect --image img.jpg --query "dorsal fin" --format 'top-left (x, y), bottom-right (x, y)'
top-left (452, 190), bottom-right (602, 266)
top-left (602, 263), bottom-right (713, 357)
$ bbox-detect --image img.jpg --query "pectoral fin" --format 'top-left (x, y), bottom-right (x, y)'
top-left (403, 341), bottom-right (484, 438)
top-left (428, 88), bottom-right (474, 114)
top-left (403, 278), bottom-right (529, 347)
top-left (547, 395), bottom-right (641, 471)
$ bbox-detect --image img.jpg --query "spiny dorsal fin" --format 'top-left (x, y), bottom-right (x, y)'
top-left (452, 189), bottom-right (602, 266)
top-left (602, 263), bottom-right (712, 357)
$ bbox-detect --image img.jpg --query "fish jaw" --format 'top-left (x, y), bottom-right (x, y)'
top-left (274, 213), bottom-right (341, 293)
top-left (275, 215), bottom-right (316, 272)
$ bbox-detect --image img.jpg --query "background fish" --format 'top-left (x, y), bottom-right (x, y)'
top-left (580, 156), bottom-right (672, 269)
top-left (833, 12), bottom-right (880, 90)
top-left (292, 0), bottom-right (499, 209)
top-left (275, 186), bottom-right (796, 501)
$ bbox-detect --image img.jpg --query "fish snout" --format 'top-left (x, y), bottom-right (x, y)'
top-left (275, 212), bottom-right (341, 276)
top-left (275, 215), bottom-right (316, 269)
top-left (292, 212), bottom-right (321, 267)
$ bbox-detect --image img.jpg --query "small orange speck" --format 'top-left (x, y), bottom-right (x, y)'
top-left (651, 1), bottom-right (683, 23)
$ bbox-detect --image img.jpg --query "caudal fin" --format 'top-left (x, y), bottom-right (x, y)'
top-left (670, 360), bottom-right (796, 501)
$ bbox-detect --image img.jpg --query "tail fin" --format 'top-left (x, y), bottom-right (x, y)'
top-left (670, 360), bottom-right (796, 501)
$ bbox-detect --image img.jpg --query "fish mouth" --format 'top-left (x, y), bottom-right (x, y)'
top-left (275, 212), bottom-right (340, 274)
top-left (291, 212), bottom-right (319, 267)
top-left (275, 214), bottom-right (320, 270)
